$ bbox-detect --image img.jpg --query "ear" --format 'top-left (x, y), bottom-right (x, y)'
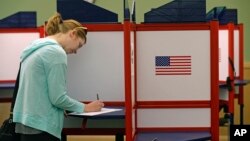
top-left (69, 30), bottom-right (77, 39)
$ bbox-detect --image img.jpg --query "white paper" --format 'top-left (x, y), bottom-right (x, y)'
top-left (68, 107), bottom-right (123, 116)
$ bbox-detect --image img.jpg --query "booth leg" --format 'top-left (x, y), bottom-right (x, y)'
top-left (115, 133), bottom-right (124, 141)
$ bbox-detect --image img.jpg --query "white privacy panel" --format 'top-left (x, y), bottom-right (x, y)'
top-left (136, 30), bottom-right (211, 101)
top-left (219, 30), bottom-right (229, 81)
top-left (0, 32), bottom-right (40, 81)
top-left (137, 108), bottom-right (211, 127)
top-left (67, 31), bottom-right (125, 101)
top-left (234, 30), bottom-right (240, 77)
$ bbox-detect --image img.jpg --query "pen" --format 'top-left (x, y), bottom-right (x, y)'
top-left (97, 93), bottom-right (99, 100)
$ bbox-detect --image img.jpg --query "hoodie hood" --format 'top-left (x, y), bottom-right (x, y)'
top-left (20, 38), bottom-right (58, 62)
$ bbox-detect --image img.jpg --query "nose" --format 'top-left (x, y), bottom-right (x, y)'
top-left (72, 50), bottom-right (77, 54)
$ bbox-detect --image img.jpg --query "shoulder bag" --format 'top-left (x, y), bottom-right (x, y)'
top-left (0, 64), bottom-right (21, 141)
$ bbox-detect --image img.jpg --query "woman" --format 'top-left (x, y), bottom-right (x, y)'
top-left (13, 13), bottom-right (104, 141)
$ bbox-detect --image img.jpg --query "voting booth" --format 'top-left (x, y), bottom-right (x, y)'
top-left (218, 23), bottom-right (246, 125)
top-left (67, 24), bottom-right (125, 103)
top-left (61, 23), bottom-right (127, 139)
top-left (206, 5), bottom-right (247, 125)
top-left (123, 21), bottom-right (220, 141)
top-left (218, 23), bottom-right (235, 119)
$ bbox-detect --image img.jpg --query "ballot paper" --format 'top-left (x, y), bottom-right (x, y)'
top-left (68, 107), bottom-right (122, 116)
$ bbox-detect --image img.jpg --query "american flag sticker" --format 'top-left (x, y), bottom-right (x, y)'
top-left (155, 56), bottom-right (192, 75)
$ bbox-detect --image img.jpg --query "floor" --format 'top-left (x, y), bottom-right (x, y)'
top-left (219, 126), bottom-right (229, 141)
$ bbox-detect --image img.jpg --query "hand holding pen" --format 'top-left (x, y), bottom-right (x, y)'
top-left (84, 93), bottom-right (104, 112)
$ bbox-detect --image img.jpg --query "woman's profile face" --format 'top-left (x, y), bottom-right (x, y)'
top-left (63, 31), bottom-right (85, 54)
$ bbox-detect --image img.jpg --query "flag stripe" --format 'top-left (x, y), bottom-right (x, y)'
top-left (156, 73), bottom-right (192, 75)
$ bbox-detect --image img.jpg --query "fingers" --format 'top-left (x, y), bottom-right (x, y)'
top-left (84, 100), bottom-right (105, 112)
top-left (97, 100), bottom-right (105, 107)
top-left (96, 100), bottom-right (104, 111)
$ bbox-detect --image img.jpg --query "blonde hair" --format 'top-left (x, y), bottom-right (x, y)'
top-left (45, 12), bottom-right (87, 42)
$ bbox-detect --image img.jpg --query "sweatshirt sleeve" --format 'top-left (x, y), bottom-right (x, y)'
top-left (47, 63), bottom-right (84, 113)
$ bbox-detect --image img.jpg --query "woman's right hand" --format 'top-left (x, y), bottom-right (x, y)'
top-left (84, 100), bottom-right (104, 112)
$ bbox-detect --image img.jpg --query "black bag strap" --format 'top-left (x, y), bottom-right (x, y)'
top-left (10, 63), bottom-right (21, 113)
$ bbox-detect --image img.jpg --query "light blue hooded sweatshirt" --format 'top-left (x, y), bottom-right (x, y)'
top-left (13, 38), bottom-right (84, 139)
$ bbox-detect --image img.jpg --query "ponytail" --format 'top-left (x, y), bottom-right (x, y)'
top-left (45, 12), bottom-right (87, 42)
top-left (45, 13), bottom-right (62, 35)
